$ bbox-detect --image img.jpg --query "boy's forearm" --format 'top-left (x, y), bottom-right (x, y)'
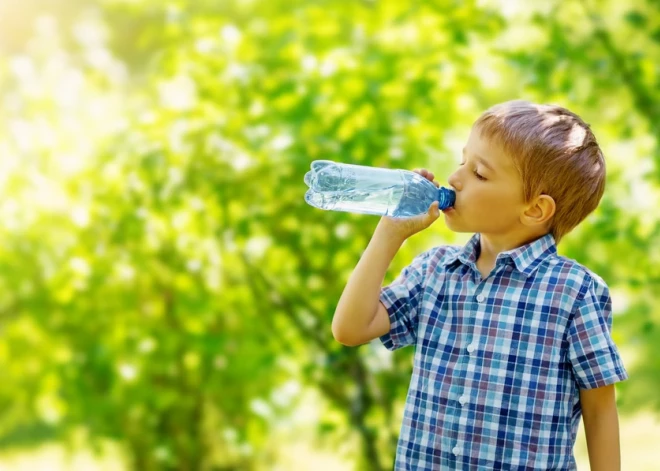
top-left (331, 222), bottom-right (404, 341)
top-left (583, 401), bottom-right (621, 471)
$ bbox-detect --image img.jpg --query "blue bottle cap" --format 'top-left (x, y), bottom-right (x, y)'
top-left (437, 187), bottom-right (456, 210)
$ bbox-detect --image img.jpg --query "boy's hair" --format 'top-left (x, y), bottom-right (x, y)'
top-left (474, 100), bottom-right (606, 243)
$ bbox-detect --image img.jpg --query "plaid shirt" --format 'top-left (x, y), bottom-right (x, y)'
top-left (379, 233), bottom-right (628, 470)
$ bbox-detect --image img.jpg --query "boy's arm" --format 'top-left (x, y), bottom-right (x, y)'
top-left (331, 222), bottom-right (404, 346)
top-left (331, 169), bottom-right (442, 347)
top-left (580, 384), bottom-right (621, 471)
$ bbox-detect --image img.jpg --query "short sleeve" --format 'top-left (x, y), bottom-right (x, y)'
top-left (378, 248), bottom-right (435, 351)
top-left (567, 277), bottom-right (628, 389)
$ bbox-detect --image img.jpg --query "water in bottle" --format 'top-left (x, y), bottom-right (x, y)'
top-left (304, 160), bottom-right (455, 218)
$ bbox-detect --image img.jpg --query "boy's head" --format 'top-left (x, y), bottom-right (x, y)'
top-left (454, 100), bottom-right (606, 244)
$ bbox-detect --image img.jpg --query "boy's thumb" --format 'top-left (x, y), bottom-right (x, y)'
top-left (428, 201), bottom-right (440, 220)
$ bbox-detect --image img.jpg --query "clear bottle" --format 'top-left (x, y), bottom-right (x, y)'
top-left (304, 160), bottom-right (455, 218)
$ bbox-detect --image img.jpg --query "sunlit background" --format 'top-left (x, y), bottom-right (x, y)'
top-left (0, 0), bottom-right (659, 469)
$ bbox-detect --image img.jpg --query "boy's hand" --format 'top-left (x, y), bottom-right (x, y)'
top-left (376, 168), bottom-right (441, 242)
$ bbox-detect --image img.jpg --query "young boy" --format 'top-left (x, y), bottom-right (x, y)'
top-left (331, 100), bottom-right (628, 470)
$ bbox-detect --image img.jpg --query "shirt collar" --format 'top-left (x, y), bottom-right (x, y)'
top-left (442, 233), bottom-right (557, 277)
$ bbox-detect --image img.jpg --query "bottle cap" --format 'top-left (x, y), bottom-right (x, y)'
top-left (437, 187), bottom-right (456, 210)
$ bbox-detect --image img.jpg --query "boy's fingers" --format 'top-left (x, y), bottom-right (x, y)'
top-left (412, 168), bottom-right (437, 182)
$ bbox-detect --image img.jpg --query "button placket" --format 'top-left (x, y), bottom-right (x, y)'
top-left (455, 284), bottom-right (483, 461)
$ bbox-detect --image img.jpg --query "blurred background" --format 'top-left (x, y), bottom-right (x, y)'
top-left (0, 0), bottom-right (659, 469)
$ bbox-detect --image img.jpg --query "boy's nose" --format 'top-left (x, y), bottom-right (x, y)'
top-left (448, 172), bottom-right (462, 191)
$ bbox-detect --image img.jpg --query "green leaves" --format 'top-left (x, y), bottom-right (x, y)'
top-left (0, 0), bottom-right (659, 469)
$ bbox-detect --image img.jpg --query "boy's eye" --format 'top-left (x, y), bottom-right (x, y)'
top-left (473, 170), bottom-right (486, 181)
top-left (459, 162), bottom-right (487, 181)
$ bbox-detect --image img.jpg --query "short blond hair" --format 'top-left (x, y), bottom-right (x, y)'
top-left (473, 100), bottom-right (606, 243)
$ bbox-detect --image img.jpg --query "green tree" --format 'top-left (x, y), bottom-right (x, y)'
top-left (0, 0), bottom-right (658, 469)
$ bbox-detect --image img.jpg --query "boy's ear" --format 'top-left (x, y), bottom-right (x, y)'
top-left (521, 194), bottom-right (556, 227)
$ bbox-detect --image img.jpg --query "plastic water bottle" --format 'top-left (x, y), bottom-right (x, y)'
top-left (304, 160), bottom-right (455, 218)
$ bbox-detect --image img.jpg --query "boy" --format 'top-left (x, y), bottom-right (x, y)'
top-left (331, 100), bottom-right (628, 470)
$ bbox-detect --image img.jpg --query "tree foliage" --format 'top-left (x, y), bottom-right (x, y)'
top-left (0, 0), bottom-right (658, 469)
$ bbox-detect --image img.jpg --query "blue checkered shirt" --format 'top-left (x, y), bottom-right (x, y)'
top-left (379, 233), bottom-right (628, 470)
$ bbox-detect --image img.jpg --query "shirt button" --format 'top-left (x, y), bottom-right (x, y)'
top-left (467, 343), bottom-right (476, 353)
top-left (476, 294), bottom-right (485, 303)
top-left (459, 395), bottom-right (468, 405)
top-left (453, 446), bottom-right (460, 456)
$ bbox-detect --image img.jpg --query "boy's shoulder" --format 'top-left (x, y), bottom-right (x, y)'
top-left (413, 241), bottom-right (609, 292)
top-left (542, 252), bottom-right (608, 287)
top-left (422, 242), bottom-right (609, 291)
top-left (542, 252), bottom-right (610, 298)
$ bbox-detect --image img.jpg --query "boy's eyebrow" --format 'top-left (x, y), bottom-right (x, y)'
top-left (462, 147), bottom-right (496, 173)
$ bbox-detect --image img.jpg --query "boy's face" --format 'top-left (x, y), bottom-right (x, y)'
top-left (444, 127), bottom-right (528, 236)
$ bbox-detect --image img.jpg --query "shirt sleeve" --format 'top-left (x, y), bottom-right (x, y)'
top-left (567, 276), bottom-right (628, 389)
top-left (378, 248), bottom-right (435, 351)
